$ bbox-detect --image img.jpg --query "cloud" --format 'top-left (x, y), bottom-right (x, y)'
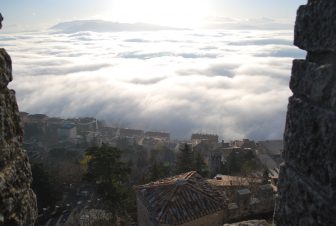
top-left (117, 51), bottom-right (220, 60)
top-left (229, 38), bottom-right (292, 46)
top-left (31, 63), bottom-right (113, 76)
top-left (178, 52), bottom-right (218, 59)
top-left (50, 20), bottom-right (185, 33)
top-left (205, 17), bottom-right (293, 30)
top-left (255, 46), bottom-right (306, 58)
top-left (117, 51), bottom-right (173, 59)
top-left (124, 38), bottom-right (150, 43)
top-left (128, 76), bottom-right (167, 85)
top-left (3, 28), bottom-right (302, 140)
top-left (178, 62), bottom-right (238, 78)
top-left (0, 37), bottom-right (16, 41)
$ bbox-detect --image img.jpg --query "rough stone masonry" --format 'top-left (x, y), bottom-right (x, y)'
top-left (275, 0), bottom-right (336, 225)
top-left (0, 14), bottom-right (37, 225)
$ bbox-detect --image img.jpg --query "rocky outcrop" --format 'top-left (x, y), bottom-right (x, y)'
top-left (275, 1), bottom-right (336, 225)
top-left (0, 19), bottom-right (37, 225)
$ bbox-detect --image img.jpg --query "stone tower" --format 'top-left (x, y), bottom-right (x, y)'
top-left (275, 1), bottom-right (336, 225)
top-left (0, 14), bottom-right (37, 225)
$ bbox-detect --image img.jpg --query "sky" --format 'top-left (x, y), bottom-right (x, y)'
top-left (1, 0), bottom-right (306, 30)
top-left (0, 1), bottom-right (307, 140)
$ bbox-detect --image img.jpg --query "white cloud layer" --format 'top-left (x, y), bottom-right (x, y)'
top-left (1, 28), bottom-right (305, 140)
top-left (204, 17), bottom-right (293, 30)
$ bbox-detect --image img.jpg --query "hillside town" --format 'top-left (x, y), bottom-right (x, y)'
top-left (2, 1), bottom-right (335, 225)
top-left (20, 112), bottom-right (282, 226)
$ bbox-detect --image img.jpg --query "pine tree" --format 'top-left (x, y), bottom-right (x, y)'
top-left (194, 151), bottom-right (208, 177)
top-left (31, 163), bottom-right (61, 209)
top-left (175, 143), bottom-right (194, 174)
top-left (149, 161), bottom-right (161, 181)
top-left (85, 144), bottom-right (130, 211)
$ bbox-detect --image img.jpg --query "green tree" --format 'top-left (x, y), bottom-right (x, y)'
top-left (149, 160), bottom-right (160, 181)
top-left (262, 168), bottom-right (270, 184)
top-left (31, 163), bottom-right (61, 210)
top-left (219, 161), bottom-right (229, 175)
top-left (148, 160), bottom-right (172, 181)
top-left (194, 151), bottom-right (208, 177)
top-left (175, 143), bottom-right (194, 174)
top-left (226, 151), bottom-right (240, 174)
top-left (136, 150), bottom-right (148, 169)
top-left (85, 144), bottom-right (131, 211)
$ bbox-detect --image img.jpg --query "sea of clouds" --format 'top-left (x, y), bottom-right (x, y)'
top-left (0, 25), bottom-right (305, 140)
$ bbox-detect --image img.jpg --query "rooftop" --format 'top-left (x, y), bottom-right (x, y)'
top-left (27, 114), bottom-right (48, 121)
top-left (207, 175), bottom-right (262, 187)
top-left (258, 140), bottom-right (283, 155)
top-left (77, 117), bottom-right (97, 124)
top-left (60, 123), bottom-right (76, 130)
top-left (144, 131), bottom-right (170, 139)
top-left (47, 117), bottom-right (64, 123)
top-left (134, 171), bottom-right (227, 225)
top-left (191, 133), bottom-right (219, 141)
top-left (119, 128), bottom-right (144, 137)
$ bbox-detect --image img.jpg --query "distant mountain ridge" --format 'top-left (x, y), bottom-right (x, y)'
top-left (51, 20), bottom-right (185, 33)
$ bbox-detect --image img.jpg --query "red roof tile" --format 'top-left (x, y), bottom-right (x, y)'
top-left (135, 171), bottom-right (227, 225)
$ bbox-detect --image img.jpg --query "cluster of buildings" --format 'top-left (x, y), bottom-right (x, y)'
top-left (20, 113), bottom-right (101, 149)
top-left (20, 112), bottom-right (170, 146)
top-left (20, 112), bottom-right (171, 152)
top-left (20, 113), bottom-right (283, 225)
top-left (134, 171), bottom-right (275, 226)
top-left (189, 134), bottom-right (282, 179)
top-left (21, 112), bottom-right (282, 181)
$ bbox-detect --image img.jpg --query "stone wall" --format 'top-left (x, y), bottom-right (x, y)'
top-left (0, 34), bottom-right (37, 226)
top-left (275, 1), bottom-right (336, 225)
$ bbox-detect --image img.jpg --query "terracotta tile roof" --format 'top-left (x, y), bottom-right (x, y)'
top-left (134, 171), bottom-right (227, 225)
top-left (207, 175), bottom-right (262, 187)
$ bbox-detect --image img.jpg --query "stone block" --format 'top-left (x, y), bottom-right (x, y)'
top-left (284, 97), bottom-right (336, 195)
top-left (294, 1), bottom-right (336, 52)
top-left (0, 49), bottom-right (12, 89)
top-left (275, 165), bottom-right (336, 226)
top-left (0, 90), bottom-right (23, 146)
top-left (290, 60), bottom-right (336, 111)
